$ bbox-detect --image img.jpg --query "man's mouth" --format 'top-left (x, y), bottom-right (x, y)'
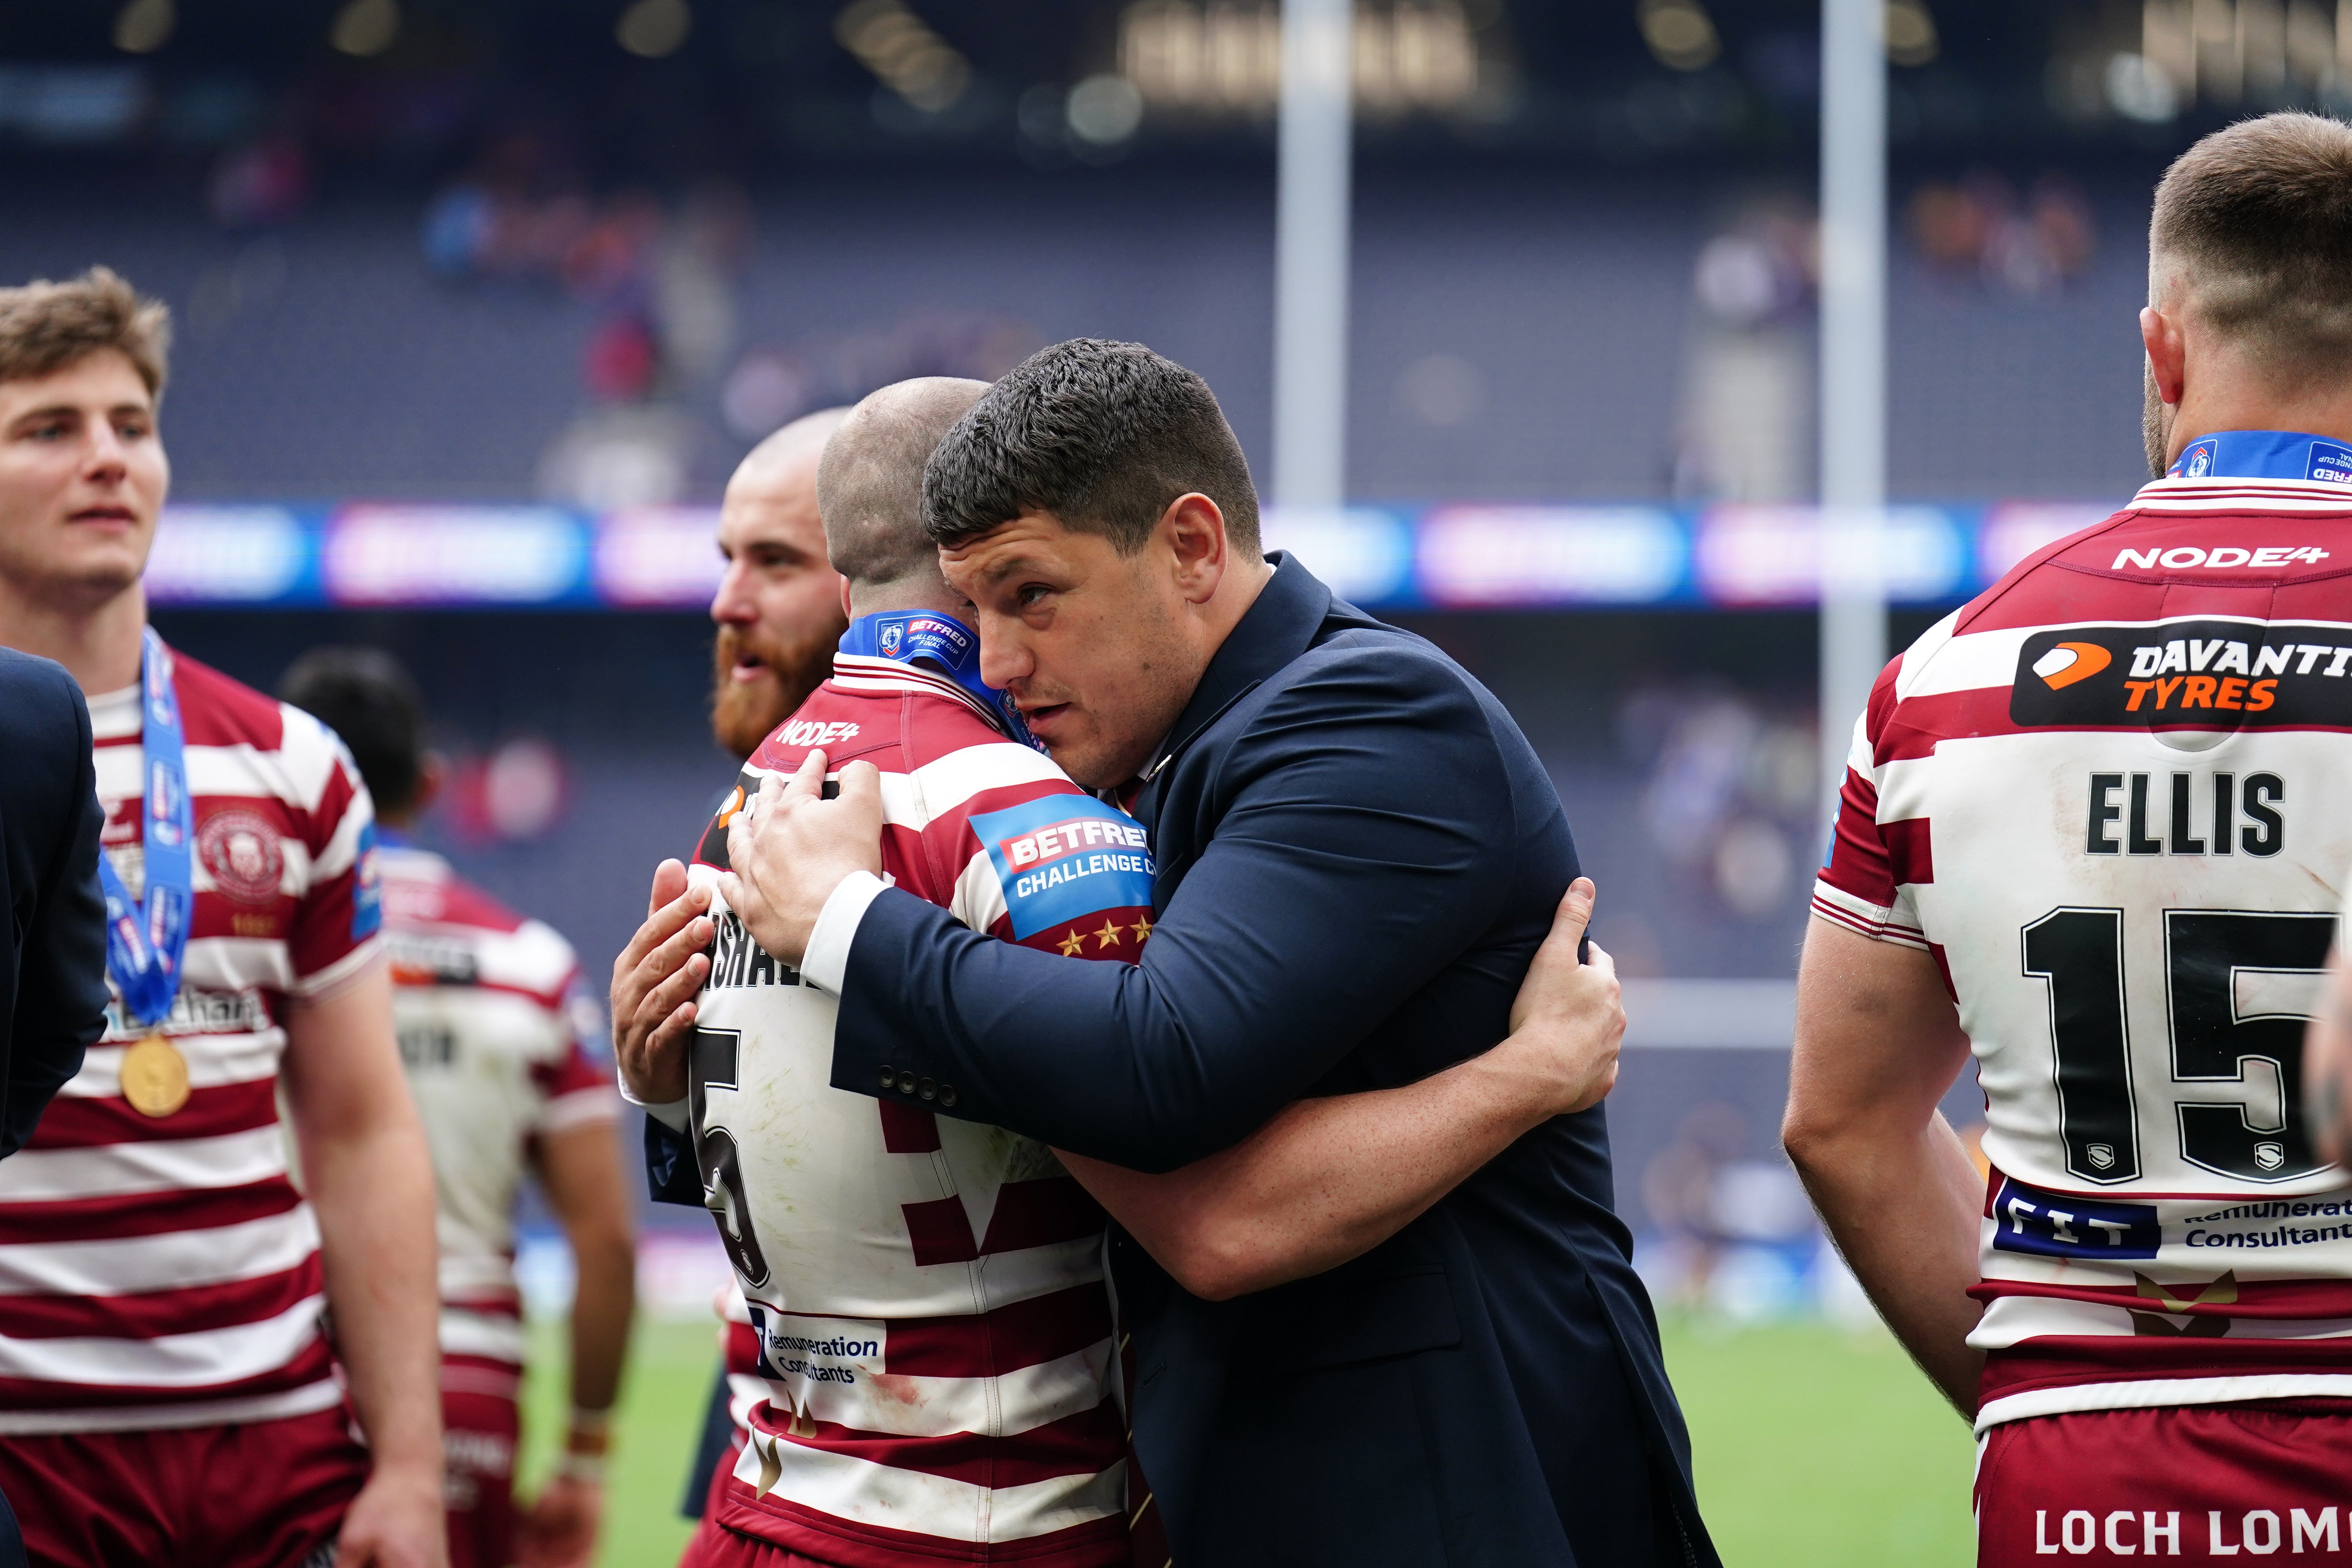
top-left (68, 505), bottom-right (136, 526)
top-left (730, 653), bottom-right (770, 684)
top-left (1019, 700), bottom-right (1072, 733)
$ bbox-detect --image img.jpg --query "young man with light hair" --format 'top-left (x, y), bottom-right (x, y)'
top-left (0, 268), bottom-right (445, 1568)
top-left (1789, 114), bottom-right (2352, 1563)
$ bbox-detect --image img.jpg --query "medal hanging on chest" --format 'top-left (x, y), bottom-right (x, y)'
top-left (99, 629), bottom-right (195, 1116)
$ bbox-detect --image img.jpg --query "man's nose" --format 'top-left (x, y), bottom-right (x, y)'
top-left (978, 617), bottom-right (1031, 689)
top-left (710, 560), bottom-right (756, 625)
top-left (83, 424), bottom-right (128, 480)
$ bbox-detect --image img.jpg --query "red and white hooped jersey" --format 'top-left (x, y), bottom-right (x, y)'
top-left (1816, 470), bottom-right (2352, 1433)
top-left (686, 649), bottom-right (1153, 1568)
top-left (0, 643), bottom-right (381, 1434)
top-left (379, 842), bottom-right (616, 1394)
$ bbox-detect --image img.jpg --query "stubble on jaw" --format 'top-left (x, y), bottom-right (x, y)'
top-left (710, 617), bottom-right (841, 760)
top-left (2143, 360), bottom-right (2173, 479)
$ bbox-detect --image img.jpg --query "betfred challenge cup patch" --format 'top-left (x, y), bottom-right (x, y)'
top-left (968, 794), bottom-right (1155, 941)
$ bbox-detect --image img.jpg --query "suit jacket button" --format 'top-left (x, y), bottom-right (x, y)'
top-left (878, 1065), bottom-right (897, 1091)
top-left (938, 1084), bottom-right (958, 1108)
top-left (896, 1072), bottom-right (918, 1095)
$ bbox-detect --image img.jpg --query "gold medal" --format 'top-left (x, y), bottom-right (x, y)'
top-left (120, 1036), bottom-right (191, 1118)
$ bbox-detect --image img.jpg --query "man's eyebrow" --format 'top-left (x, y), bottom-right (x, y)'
top-left (4, 403), bottom-right (85, 428)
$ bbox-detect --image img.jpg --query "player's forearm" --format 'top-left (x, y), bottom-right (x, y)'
top-left (566, 1226), bottom-right (636, 1414)
top-left (1787, 1110), bottom-right (1987, 1415)
top-left (308, 1113), bottom-right (445, 1469)
top-left (1062, 1043), bottom-right (1556, 1302)
top-left (2304, 953), bottom-right (2352, 1167)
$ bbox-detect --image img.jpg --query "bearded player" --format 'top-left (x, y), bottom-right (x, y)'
top-left (280, 647), bottom-right (637, 1568)
top-left (1789, 114), bottom-right (2352, 1563)
top-left (0, 271), bottom-right (444, 1566)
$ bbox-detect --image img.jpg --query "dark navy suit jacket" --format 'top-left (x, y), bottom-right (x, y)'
top-left (839, 556), bottom-right (1717, 1566)
top-left (650, 556), bottom-right (1716, 1566)
top-left (0, 649), bottom-right (107, 1159)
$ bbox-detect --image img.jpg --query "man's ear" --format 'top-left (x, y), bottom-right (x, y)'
top-left (839, 577), bottom-right (854, 620)
top-left (2141, 304), bottom-right (2187, 408)
top-left (1158, 493), bottom-right (1229, 606)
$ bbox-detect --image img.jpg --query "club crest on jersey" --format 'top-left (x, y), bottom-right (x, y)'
top-left (969, 794), bottom-right (1155, 941)
top-left (879, 622), bottom-right (904, 657)
top-left (197, 807), bottom-right (284, 907)
top-left (2012, 620), bottom-right (2352, 730)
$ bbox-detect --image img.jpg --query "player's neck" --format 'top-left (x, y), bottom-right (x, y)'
top-left (2169, 382), bottom-right (2352, 465)
top-left (0, 574), bottom-right (147, 694)
top-left (846, 586), bottom-right (970, 624)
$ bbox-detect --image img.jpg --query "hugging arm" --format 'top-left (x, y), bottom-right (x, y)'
top-left (1061, 880), bottom-right (1623, 1298)
top-left (823, 651), bottom-right (1517, 1173)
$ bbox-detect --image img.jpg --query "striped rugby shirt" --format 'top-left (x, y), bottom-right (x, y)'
top-left (1815, 457), bottom-right (2352, 1433)
top-left (687, 647), bottom-right (1151, 1568)
top-left (380, 841), bottom-right (616, 1412)
top-left (0, 642), bottom-right (381, 1434)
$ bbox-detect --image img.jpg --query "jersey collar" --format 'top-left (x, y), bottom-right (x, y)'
top-left (836, 609), bottom-right (1040, 751)
top-left (2165, 429), bottom-right (2352, 485)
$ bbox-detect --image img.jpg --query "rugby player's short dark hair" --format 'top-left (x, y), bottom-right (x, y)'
top-left (0, 266), bottom-right (170, 397)
top-left (278, 647), bottom-right (428, 817)
top-left (921, 339), bottom-right (1260, 557)
top-left (2152, 111), bottom-right (2352, 384)
top-left (819, 377), bottom-right (989, 589)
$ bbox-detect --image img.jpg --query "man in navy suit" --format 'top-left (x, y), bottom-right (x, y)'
top-left (652, 340), bottom-right (1716, 1566)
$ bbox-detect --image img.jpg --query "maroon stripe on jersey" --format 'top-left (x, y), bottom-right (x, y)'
top-left (876, 1101), bottom-right (940, 1154)
top-left (1821, 769), bottom-right (1896, 906)
top-left (716, 1489), bottom-right (1127, 1568)
top-left (1883, 816), bottom-right (1932, 886)
top-left (724, 1321), bottom-right (763, 1377)
top-left (752, 1402), bottom-right (1125, 1488)
top-left (27, 1078), bottom-right (280, 1150)
top-left (881, 1284), bottom-right (1113, 1377)
top-left (1973, 1276), bottom-right (2352, 1320)
top-left (900, 1178), bottom-right (1105, 1268)
top-left (0, 1176), bottom-right (301, 1245)
top-left (1983, 1336), bottom-right (2352, 1401)
top-left (0, 1334), bottom-right (333, 1410)
top-left (170, 653), bottom-right (288, 750)
top-left (979, 1176), bottom-right (1107, 1254)
top-left (900, 1197), bottom-right (980, 1266)
top-left (0, 1256), bottom-right (324, 1340)
top-left (189, 896), bottom-right (294, 940)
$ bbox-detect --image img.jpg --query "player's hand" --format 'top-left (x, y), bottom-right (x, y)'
top-left (515, 1474), bottom-right (604, 1568)
top-left (1499, 878), bottom-right (1625, 1118)
top-left (612, 857), bottom-right (713, 1105)
top-left (721, 751), bottom-right (884, 967)
top-left (333, 1460), bottom-right (448, 1568)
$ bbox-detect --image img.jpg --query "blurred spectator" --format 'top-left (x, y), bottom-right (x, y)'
top-left (1674, 202), bottom-right (1816, 500)
top-left (1640, 1102), bottom-right (1819, 1318)
top-left (1621, 683), bottom-right (1817, 921)
top-left (1908, 171), bottom-right (2097, 297)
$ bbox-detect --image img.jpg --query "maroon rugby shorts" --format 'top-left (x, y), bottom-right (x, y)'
top-left (0, 1403), bottom-right (365, 1567)
top-left (1976, 1399), bottom-right (2352, 1565)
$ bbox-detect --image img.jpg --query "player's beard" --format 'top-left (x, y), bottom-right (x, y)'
top-left (711, 616), bottom-right (842, 760)
top-left (2142, 360), bottom-right (2172, 479)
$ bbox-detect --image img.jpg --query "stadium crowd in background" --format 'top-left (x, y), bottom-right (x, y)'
top-left (4, 103), bottom-right (2352, 1568)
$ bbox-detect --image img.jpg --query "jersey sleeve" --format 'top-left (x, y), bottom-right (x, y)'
top-left (283, 715), bottom-right (386, 997)
top-left (931, 766), bottom-right (1155, 964)
top-left (1810, 663), bottom-right (1929, 951)
top-left (531, 968), bottom-right (622, 1136)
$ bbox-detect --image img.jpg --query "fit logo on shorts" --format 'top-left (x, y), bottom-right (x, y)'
top-left (969, 794), bottom-right (1155, 940)
top-left (1991, 1176), bottom-right (2160, 1261)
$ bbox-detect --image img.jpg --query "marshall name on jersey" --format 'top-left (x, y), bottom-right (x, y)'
top-left (1817, 465), bottom-right (2352, 1433)
top-left (684, 648), bottom-right (1153, 1568)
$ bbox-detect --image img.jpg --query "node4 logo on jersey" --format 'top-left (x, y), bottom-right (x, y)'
top-left (2012, 620), bottom-right (2352, 727)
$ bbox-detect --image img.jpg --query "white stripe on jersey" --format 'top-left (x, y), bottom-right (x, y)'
top-left (950, 846), bottom-right (1011, 935)
top-left (2132, 476), bottom-right (2352, 513)
top-left (537, 1086), bottom-right (620, 1136)
top-left (0, 1379), bottom-right (345, 1437)
top-left (0, 1203), bottom-right (319, 1298)
top-left (734, 1433), bottom-right (1126, 1545)
top-left (58, 1035), bottom-right (279, 1097)
top-left (0, 1126), bottom-right (287, 1201)
top-left (440, 1307), bottom-right (528, 1365)
top-left (737, 738), bottom-right (1064, 837)
top-left (1978, 1374), bottom-right (2352, 1430)
top-left (787, 1338), bottom-right (1115, 1441)
top-left (0, 1293), bottom-right (324, 1388)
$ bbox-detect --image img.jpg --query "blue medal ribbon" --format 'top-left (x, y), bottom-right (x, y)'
top-left (97, 628), bottom-right (194, 1027)
top-left (838, 610), bottom-right (1042, 752)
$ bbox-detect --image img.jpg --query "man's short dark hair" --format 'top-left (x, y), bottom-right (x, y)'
top-left (278, 647), bottom-right (427, 817)
top-left (922, 339), bottom-right (1260, 556)
top-left (2153, 111), bottom-right (2352, 385)
top-left (820, 377), bottom-right (988, 588)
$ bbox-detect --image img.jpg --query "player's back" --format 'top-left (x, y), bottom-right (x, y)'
top-left (377, 842), bottom-right (611, 1363)
top-left (684, 645), bottom-right (1153, 1566)
top-left (1817, 449), bottom-right (2352, 1430)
